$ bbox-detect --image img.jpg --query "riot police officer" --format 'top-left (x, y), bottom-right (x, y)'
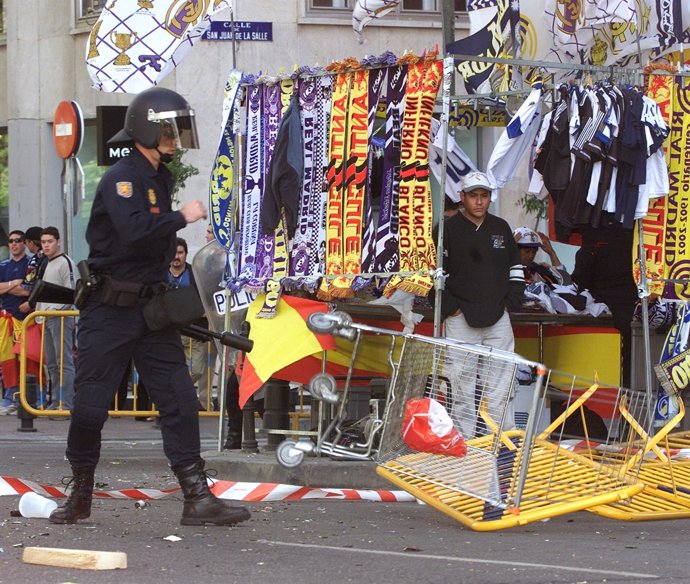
top-left (50, 87), bottom-right (250, 526)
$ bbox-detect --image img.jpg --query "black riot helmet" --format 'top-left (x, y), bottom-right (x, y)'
top-left (108, 86), bottom-right (199, 150)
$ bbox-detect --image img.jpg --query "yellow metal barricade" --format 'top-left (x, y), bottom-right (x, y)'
top-left (17, 311), bottom-right (216, 419)
top-left (374, 335), bottom-right (649, 531)
top-left (586, 399), bottom-right (690, 521)
top-left (17, 311), bottom-right (308, 426)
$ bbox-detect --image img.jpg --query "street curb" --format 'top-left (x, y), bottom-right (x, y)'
top-left (203, 449), bottom-right (391, 490)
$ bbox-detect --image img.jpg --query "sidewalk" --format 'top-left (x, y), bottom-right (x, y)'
top-left (0, 411), bottom-right (389, 489)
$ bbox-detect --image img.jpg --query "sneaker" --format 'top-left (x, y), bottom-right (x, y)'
top-left (0, 405), bottom-right (18, 416)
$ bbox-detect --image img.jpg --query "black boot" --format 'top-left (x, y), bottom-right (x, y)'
top-left (175, 461), bottom-right (250, 526)
top-left (223, 431), bottom-right (242, 450)
top-left (49, 465), bottom-right (95, 524)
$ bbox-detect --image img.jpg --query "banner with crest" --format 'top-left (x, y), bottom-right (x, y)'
top-left (542, 0), bottom-right (690, 66)
top-left (209, 69), bottom-right (244, 253)
top-left (86, 0), bottom-right (232, 93)
top-left (447, 0), bottom-right (520, 95)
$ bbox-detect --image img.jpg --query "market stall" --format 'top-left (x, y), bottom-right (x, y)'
top-left (203, 44), bottom-right (690, 452)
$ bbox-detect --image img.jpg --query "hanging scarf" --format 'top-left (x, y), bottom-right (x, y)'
top-left (250, 81), bottom-right (283, 291)
top-left (384, 58), bottom-right (439, 297)
top-left (332, 67), bottom-right (369, 295)
top-left (288, 77), bottom-right (320, 289)
top-left (353, 66), bottom-right (387, 292)
top-left (374, 64), bottom-right (407, 285)
top-left (325, 68), bottom-right (368, 298)
top-left (258, 77), bottom-right (296, 318)
top-left (318, 71), bottom-right (352, 300)
top-left (209, 69), bottom-right (243, 254)
top-left (308, 76), bottom-right (333, 291)
top-left (236, 82), bottom-right (263, 291)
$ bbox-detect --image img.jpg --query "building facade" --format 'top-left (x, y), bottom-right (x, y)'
top-left (0, 1), bottom-right (535, 261)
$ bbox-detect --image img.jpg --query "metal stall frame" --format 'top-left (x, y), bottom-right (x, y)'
top-left (433, 53), bottom-right (690, 411)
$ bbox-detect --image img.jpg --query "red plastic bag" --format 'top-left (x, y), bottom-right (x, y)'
top-left (402, 397), bottom-right (467, 457)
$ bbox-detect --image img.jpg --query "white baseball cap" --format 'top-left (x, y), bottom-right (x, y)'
top-left (462, 171), bottom-right (494, 193)
top-left (513, 226), bottom-right (542, 248)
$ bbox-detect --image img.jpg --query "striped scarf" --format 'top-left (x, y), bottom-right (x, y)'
top-left (384, 58), bottom-right (440, 297)
top-left (236, 83), bottom-right (263, 291)
top-left (354, 66), bottom-right (387, 292)
top-left (287, 75), bottom-right (330, 291)
top-left (318, 71), bottom-right (352, 300)
top-left (257, 78), bottom-right (295, 318)
top-left (250, 81), bottom-right (283, 291)
top-left (374, 64), bottom-right (407, 286)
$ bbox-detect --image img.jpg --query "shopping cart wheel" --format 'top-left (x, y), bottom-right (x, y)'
top-left (309, 373), bottom-right (339, 403)
top-left (276, 440), bottom-right (306, 468)
top-left (307, 311), bottom-right (352, 334)
top-left (308, 312), bottom-right (338, 334)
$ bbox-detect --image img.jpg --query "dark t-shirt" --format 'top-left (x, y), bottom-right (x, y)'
top-left (0, 255), bottom-right (30, 319)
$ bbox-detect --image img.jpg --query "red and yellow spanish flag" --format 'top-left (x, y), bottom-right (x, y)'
top-left (0, 313), bottom-right (41, 389)
top-left (239, 295), bottom-right (336, 407)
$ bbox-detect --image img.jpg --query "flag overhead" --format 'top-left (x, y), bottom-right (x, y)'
top-left (352, 0), bottom-right (401, 43)
top-left (239, 295), bottom-right (336, 407)
top-left (543, 0), bottom-right (690, 66)
top-left (447, 0), bottom-right (519, 94)
top-left (86, 0), bottom-right (232, 93)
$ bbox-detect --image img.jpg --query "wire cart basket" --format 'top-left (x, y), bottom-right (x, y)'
top-left (275, 311), bottom-right (403, 469)
top-left (276, 311), bottom-right (655, 530)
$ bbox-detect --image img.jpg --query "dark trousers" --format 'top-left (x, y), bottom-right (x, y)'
top-left (226, 371), bottom-right (242, 436)
top-left (66, 295), bottom-right (201, 471)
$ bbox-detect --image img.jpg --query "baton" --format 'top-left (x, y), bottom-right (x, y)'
top-left (180, 324), bottom-right (254, 353)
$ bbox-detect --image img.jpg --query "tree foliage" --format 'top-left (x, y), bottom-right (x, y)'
top-left (167, 148), bottom-right (199, 206)
top-left (516, 192), bottom-right (549, 221)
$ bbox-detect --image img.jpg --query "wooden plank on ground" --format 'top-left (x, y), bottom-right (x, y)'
top-left (22, 547), bottom-right (127, 570)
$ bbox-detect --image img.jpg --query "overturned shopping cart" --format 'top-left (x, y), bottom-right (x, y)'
top-left (276, 312), bottom-right (652, 530)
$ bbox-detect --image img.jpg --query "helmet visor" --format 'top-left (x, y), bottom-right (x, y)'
top-left (150, 109), bottom-right (200, 149)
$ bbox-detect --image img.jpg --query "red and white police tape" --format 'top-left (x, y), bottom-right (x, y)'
top-left (0, 476), bottom-right (415, 503)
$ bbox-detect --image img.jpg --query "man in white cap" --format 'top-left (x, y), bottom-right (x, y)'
top-left (437, 171), bottom-right (525, 439)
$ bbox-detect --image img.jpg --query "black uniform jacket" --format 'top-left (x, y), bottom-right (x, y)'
top-left (86, 148), bottom-right (186, 284)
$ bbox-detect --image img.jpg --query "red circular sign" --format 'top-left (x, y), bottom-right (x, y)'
top-left (53, 101), bottom-right (83, 159)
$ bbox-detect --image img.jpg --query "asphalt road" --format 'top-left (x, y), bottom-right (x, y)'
top-left (1, 415), bottom-right (689, 584)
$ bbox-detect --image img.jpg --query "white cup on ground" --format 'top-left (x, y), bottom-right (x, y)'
top-left (18, 492), bottom-right (58, 518)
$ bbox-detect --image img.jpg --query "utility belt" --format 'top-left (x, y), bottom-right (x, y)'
top-left (74, 260), bottom-right (166, 309)
top-left (99, 277), bottom-right (167, 308)
top-left (74, 261), bottom-right (204, 330)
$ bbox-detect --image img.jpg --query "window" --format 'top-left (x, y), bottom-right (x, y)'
top-left (78, 0), bottom-right (107, 21)
top-left (69, 121), bottom-right (106, 263)
top-left (308, 0), bottom-right (466, 13)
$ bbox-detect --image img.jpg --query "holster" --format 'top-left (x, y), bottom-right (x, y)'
top-left (99, 277), bottom-right (144, 308)
top-left (74, 260), bottom-right (98, 309)
top-left (142, 286), bottom-right (205, 331)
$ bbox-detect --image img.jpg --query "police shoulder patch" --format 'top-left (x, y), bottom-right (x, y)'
top-left (116, 182), bottom-right (133, 198)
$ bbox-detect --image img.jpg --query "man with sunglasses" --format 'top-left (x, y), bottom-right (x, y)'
top-left (0, 230), bottom-right (30, 415)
